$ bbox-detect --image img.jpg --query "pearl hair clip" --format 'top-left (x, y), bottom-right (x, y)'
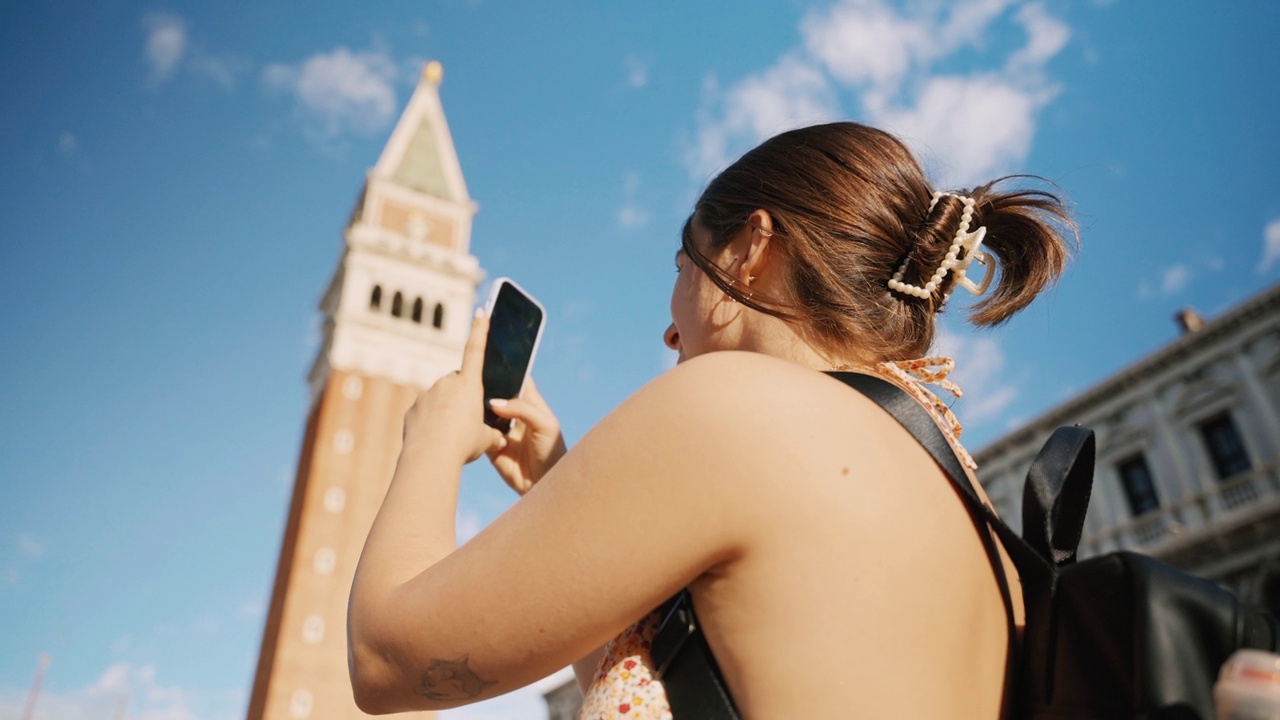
top-left (887, 191), bottom-right (994, 300)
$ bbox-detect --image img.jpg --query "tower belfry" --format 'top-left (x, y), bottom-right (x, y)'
top-left (248, 62), bottom-right (482, 720)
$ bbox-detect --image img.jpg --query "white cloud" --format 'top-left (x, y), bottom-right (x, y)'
top-left (143, 13), bottom-right (187, 86)
top-left (625, 55), bottom-right (649, 89)
top-left (0, 663), bottom-right (200, 720)
top-left (873, 74), bottom-right (1044, 185)
top-left (1139, 264), bottom-right (1192, 299)
top-left (263, 48), bottom-right (399, 139)
top-left (939, 0), bottom-right (1020, 48)
top-left (686, 56), bottom-right (839, 180)
top-left (618, 206), bottom-right (650, 230)
top-left (801, 0), bottom-right (932, 93)
top-left (92, 663), bottom-right (130, 695)
top-left (1160, 264), bottom-right (1191, 295)
top-left (688, 0), bottom-right (1070, 187)
top-left (1258, 218), bottom-right (1280, 273)
top-left (934, 326), bottom-right (1018, 426)
top-left (1006, 3), bottom-right (1072, 74)
top-left (800, 0), bottom-right (1021, 91)
top-left (142, 12), bottom-right (244, 91)
top-left (18, 533), bottom-right (45, 558)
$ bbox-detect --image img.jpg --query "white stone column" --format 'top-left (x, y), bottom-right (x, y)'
top-left (1232, 352), bottom-right (1280, 461)
top-left (1146, 390), bottom-right (1209, 529)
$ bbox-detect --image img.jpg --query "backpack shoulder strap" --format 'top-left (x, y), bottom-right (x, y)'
top-left (653, 371), bottom-right (1053, 719)
top-left (827, 372), bottom-right (1039, 720)
top-left (827, 373), bottom-right (1050, 579)
top-left (1021, 425), bottom-right (1096, 568)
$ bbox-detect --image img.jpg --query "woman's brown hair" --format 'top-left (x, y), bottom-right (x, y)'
top-left (684, 121), bottom-right (1075, 363)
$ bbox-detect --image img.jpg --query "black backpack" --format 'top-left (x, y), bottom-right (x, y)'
top-left (652, 372), bottom-right (1280, 719)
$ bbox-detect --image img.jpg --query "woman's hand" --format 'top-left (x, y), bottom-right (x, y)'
top-left (401, 309), bottom-right (508, 466)
top-left (486, 378), bottom-right (568, 495)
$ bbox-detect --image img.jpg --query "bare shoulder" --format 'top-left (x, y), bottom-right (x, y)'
top-left (630, 351), bottom-right (884, 429)
top-left (620, 352), bottom-right (924, 501)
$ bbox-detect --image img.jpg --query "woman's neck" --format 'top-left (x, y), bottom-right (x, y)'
top-left (735, 317), bottom-right (871, 373)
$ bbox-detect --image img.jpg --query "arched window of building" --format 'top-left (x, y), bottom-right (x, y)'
top-left (411, 297), bottom-right (424, 323)
top-left (370, 285), bottom-right (382, 310)
top-left (391, 291), bottom-right (404, 318)
top-left (433, 303), bottom-right (445, 329)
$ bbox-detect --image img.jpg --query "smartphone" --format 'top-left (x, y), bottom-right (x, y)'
top-left (481, 278), bottom-right (546, 433)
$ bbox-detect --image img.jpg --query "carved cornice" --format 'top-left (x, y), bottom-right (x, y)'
top-left (345, 223), bottom-right (483, 281)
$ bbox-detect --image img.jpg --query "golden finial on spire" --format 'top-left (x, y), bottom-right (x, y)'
top-left (423, 61), bottom-right (444, 86)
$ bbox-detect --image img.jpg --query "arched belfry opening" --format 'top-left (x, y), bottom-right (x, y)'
top-left (370, 285), bottom-right (383, 310)
top-left (411, 297), bottom-right (424, 323)
top-left (433, 303), bottom-right (445, 329)
top-left (391, 291), bottom-right (404, 318)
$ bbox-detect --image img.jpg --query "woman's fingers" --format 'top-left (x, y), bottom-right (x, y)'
top-left (490, 379), bottom-right (559, 431)
top-left (460, 309), bottom-right (489, 378)
top-left (488, 396), bottom-right (557, 434)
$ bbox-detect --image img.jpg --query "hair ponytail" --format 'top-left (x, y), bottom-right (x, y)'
top-left (967, 179), bottom-right (1076, 326)
top-left (904, 178), bottom-right (1076, 327)
top-left (693, 122), bottom-right (1076, 362)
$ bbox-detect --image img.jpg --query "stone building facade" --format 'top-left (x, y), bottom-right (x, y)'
top-left (976, 282), bottom-right (1280, 612)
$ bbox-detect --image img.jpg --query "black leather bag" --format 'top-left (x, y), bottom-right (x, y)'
top-left (1009, 426), bottom-right (1279, 719)
top-left (652, 372), bottom-right (1279, 719)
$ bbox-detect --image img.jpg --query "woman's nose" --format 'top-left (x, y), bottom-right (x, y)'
top-left (663, 323), bottom-right (680, 350)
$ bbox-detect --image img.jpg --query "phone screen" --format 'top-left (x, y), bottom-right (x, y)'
top-left (482, 280), bottom-right (545, 433)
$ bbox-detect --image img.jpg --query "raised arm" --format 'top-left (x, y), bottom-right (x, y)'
top-left (486, 376), bottom-right (604, 689)
top-left (345, 316), bottom-right (763, 713)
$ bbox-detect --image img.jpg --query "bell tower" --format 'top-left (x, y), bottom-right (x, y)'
top-left (248, 62), bottom-right (483, 720)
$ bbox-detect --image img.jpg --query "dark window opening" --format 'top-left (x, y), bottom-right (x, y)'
top-left (411, 297), bottom-right (424, 323)
top-left (391, 291), bottom-right (404, 318)
top-left (1200, 413), bottom-right (1252, 480)
top-left (432, 303), bottom-right (444, 329)
top-left (370, 285), bottom-right (382, 310)
top-left (1117, 454), bottom-right (1160, 517)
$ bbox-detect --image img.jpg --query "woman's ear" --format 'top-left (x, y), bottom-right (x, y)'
top-left (739, 209), bottom-right (775, 286)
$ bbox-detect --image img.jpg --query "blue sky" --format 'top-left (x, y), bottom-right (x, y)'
top-left (2, 1), bottom-right (1278, 718)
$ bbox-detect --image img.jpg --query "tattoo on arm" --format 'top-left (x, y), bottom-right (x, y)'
top-left (414, 655), bottom-right (497, 702)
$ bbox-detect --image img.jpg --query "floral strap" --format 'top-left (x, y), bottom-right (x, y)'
top-left (871, 356), bottom-right (977, 470)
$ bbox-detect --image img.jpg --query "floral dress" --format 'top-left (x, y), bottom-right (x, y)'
top-left (578, 611), bottom-right (672, 720)
top-left (577, 357), bottom-right (972, 719)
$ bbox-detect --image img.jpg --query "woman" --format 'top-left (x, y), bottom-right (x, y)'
top-left (347, 121), bottom-right (1072, 718)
